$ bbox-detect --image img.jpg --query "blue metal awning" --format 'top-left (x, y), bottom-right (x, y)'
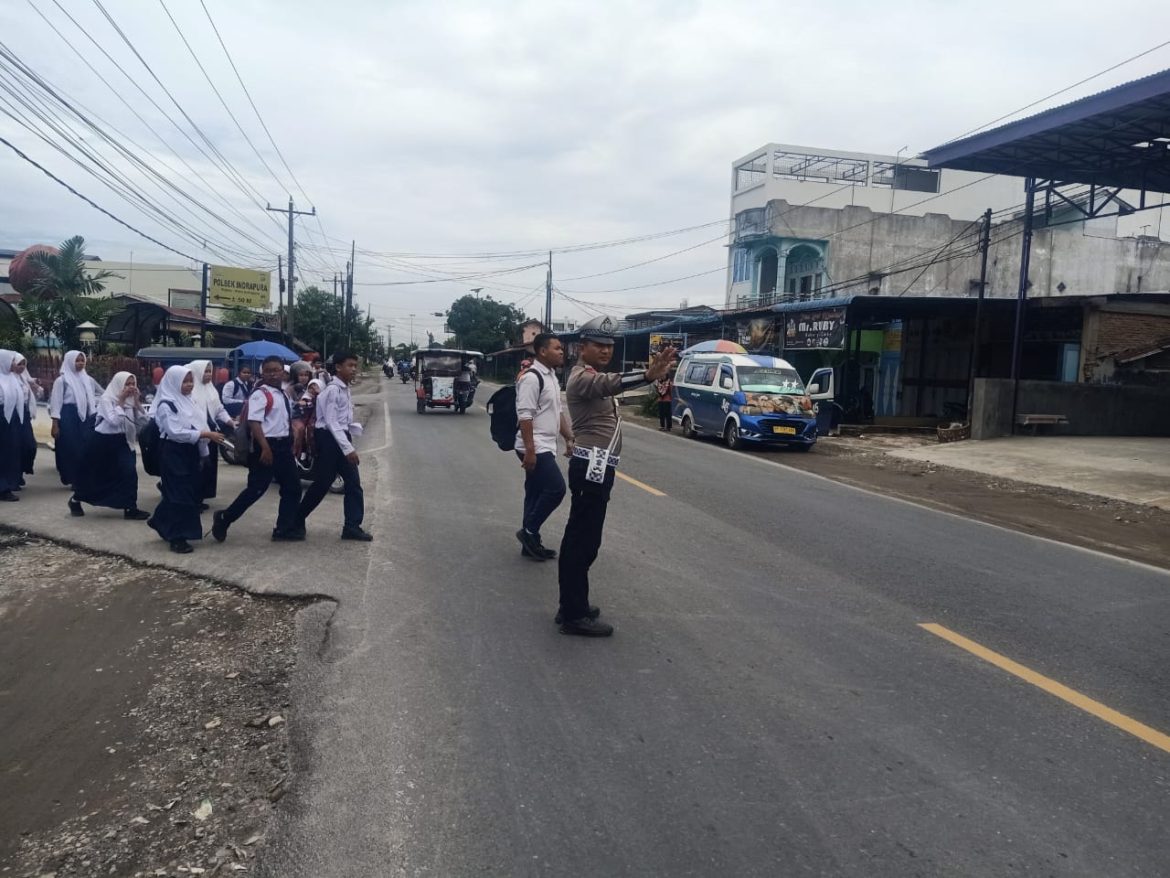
top-left (923, 67), bottom-right (1170, 193)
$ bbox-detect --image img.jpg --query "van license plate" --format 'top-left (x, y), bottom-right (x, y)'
top-left (772, 426), bottom-right (796, 435)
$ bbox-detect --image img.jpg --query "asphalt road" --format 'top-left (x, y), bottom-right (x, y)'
top-left (260, 376), bottom-right (1170, 877)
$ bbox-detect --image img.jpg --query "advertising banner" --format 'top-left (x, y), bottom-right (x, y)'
top-left (737, 318), bottom-right (777, 351)
top-left (783, 309), bottom-right (846, 350)
top-left (649, 333), bottom-right (686, 355)
top-left (208, 265), bottom-right (271, 309)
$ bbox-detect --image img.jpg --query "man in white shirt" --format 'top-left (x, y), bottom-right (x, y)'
top-left (297, 351), bottom-right (371, 541)
top-left (515, 333), bottom-right (574, 561)
top-left (220, 364), bottom-right (253, 417)
top-left (212, 355), bottom-right (303, 542)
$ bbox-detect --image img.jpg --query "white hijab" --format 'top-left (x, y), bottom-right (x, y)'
top-left (101, 371), bottom-right (140, 447)
top-left (153, 365), bottom-right (202, 430)
top-left (0, 349), bottom-right (25, 423)
top-left (60, 350), bottom-right (97, 419)
top-left (185, 359), bottom-right (218, 425)
top-left (16, 355), bottom-right (38, 420)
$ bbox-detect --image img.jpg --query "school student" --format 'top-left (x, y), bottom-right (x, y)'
top-left (212, 356), bottom-right (303, 543)
top-left (12, 353), bottom-right (39, 482)
top-left (0, 350), bottom-right (26, 501)
top-left (148, 366), bottom-right (226, 554)
top-left (70, 371), bottom-right (150, 520)
top-left (220, 364), bottom-right (253, 417)
top-left (50, 350), bottom-right (102, 487)
top-left (186, 359), bottom-right (236, 508)
top-left (296, 351), bottom-right (371, 541)
top-left (514, 333), bottom-right (573, 561)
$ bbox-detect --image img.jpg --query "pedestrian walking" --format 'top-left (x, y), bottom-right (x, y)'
top-left (655, 375), bottom-right (674, 431)
top-left (296, 351), bottom-right (371, 541)
top-left (50, 350), bottom-right (101, 487)
top-left (69, 371), bottom-right (150, 520)
top-left (186, 359), bottom-right (236, 508)
top-left (12, 353), bottom-right (39, 481)
top-left (220, 364), bottom-right (253, 417)
top-left (211, 356), bottom-right (304, 543)
top-left (147, 365), bottom-right (226, 554)
top-left (556, 316), bottom-right (677, 636)
top-left (0, 350), bottom-right (27, 502)
top-left (514, 333), bottom-right (573, 561)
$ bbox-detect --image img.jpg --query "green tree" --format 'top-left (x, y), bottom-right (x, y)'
top-left (220, 305), bottom-right (261, 326)
top-left (292, 285), bottom-right (345, 356)
top-left (445, 295), bottom-right (526, 353)
top-left (19, 235), bottom-right (123, 349)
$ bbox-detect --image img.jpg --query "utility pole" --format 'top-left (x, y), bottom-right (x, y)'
top-left (967, 208), bottom-right (993, 418)
top-left (276, 255), bottom-right (285, 340)
top-left (266, 197), bottom-right (316, 345)
top-left (344, 240), bottom-right (355, 349)
top-left (199, 262), bottom-right (209, 347)
top-left (545, 251), bottom-right (552, 329)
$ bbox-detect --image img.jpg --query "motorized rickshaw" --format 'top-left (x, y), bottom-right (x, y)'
top-left (414, 348), bottom-right (483, 414)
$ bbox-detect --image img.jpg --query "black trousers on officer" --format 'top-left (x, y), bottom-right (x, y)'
top-left (557, 456), bottom-right (616, 621)
top-left (221, 436), bottom-right (302, 534)
top-left (298, 428), bottom-right (364, 529)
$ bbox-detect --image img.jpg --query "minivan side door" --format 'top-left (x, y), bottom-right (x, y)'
top-left (679, 361), bottom-right (718, 432)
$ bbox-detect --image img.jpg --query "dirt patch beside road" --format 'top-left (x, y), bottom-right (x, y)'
top-left (0, 529), bottom-right (306, 877)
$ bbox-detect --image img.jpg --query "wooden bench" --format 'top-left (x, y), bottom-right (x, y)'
top-left (1015, 413), bottom-right (1069, 434)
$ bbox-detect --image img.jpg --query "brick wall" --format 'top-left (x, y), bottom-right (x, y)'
top-left (1083, 308), bottom-right (1170, 381)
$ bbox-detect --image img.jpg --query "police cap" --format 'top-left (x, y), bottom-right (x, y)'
top-left (578, 315), bottom-right (618, 344)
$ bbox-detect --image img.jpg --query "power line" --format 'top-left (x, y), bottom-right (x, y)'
top-left (941, 39), bottom-right (1170, 145)
top-left (0, 134), bottom-right (198, 261)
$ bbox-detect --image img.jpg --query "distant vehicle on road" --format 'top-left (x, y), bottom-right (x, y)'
top-left (673, 353), bottom-right (816, 451)
top-left (413, 348), bottom-right (483, 414)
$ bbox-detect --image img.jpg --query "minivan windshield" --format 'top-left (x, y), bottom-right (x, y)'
top-left (737, 367), bottom-right (805, 394)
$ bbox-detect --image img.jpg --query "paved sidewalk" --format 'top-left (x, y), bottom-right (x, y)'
top-left (889, 436), bottom-right (1170, 510)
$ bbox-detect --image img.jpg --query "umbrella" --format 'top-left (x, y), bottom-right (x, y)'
top-left (231, 340), bottom-right (299, 362)
top-left (681, 339), bottom-right (746, 354)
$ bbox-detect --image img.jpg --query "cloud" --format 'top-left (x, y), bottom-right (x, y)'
top-left (3, 0), bottom-right (1170, 328)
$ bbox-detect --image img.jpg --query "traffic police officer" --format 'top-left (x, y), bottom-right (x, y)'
top-left (557, 315), bottom-right (677, 636)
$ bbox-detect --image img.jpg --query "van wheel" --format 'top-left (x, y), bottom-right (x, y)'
top-left (724, 420), bottom-right (741, 450)
top-left (681, 414), bottom-right (697, 439)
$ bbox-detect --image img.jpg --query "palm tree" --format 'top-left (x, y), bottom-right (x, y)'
top-left (26, 235), bottom-right (120, 300)
top-left (20, 235), bottom-right (122, 349)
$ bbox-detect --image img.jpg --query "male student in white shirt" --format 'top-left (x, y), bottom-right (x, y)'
top-left (297, 351), bottom-right (372, 541)
top-left (211, 355), bottom-right (303, 542)
top-left (515, 333), bottom-right (574, 561)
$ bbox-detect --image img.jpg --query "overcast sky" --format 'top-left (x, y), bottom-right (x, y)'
top-left (2, 0), bottom-right (1169, 339)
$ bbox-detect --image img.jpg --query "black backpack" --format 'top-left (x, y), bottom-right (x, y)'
top-left (486, 371), bottom-right (543, 452)
top-left (138, 400), bottom-right (176, 477)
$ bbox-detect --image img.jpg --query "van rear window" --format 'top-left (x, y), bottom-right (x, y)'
top-left (737, 367), bottom-right (804, 394)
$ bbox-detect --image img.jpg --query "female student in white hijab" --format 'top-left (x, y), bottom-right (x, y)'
top-left (49, 350), bottom-right (102, 487)
top-left (69, 371), bottom-right (151, 520)
top-left (11, 353), bottom-right (40, 483)
top-left (0, 350), bottom-right (27, 501)
top-left (185, 359), bottom-right (236, 509)
top-left (148, 365), bottom-right (226, 553)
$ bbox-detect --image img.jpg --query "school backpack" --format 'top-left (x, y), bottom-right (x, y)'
top-left (231, 386), bottom-right (281, 453)
top-left (137, 400), bottom-right (176, 477)
top-left (486, 370), bottom-right (543, 452)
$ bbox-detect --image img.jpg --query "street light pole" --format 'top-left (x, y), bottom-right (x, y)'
top-left (409, 314), bottom-right (416, 346)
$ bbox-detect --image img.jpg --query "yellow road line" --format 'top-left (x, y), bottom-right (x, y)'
top-left (616, 471), bottom-right (666, 497)
top-left (920, 622), bottom-right (1170, 755)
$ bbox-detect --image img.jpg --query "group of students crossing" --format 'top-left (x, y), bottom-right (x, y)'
top-left (0, 348), bottom-right (371, 553)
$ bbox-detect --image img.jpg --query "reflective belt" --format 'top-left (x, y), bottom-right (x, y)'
top-left (571, 445), bottom-right (620, 468)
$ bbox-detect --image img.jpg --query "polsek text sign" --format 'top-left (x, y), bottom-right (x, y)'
top-left (208, 266), bottom-right (271, 309)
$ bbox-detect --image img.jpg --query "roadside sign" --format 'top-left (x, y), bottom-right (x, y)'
top-left (208, 265), bottom-right (271, 309)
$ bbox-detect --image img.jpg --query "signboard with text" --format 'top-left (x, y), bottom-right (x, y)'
top-left (783, 309), bottom-right (846, 350)
top-left (208, 265), bottom-right (271, 309)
